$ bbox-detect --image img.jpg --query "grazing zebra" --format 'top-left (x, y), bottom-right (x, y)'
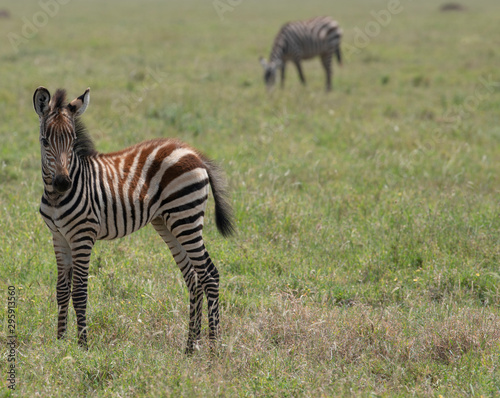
top-left (33, 86), bottom-right (234, 352)
top-left (259, 16), bottom-right (343, 91)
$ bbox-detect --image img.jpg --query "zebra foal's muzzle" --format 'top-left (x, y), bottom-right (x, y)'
top-left (53, 173), bottom-right (72, 193)
top-left (53, 159), bottom-right (72, 193)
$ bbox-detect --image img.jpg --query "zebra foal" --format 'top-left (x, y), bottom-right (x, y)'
top-left (259, 16), bottom-right (343, 91)
top-left (33, 86), bottom-right (234, 352)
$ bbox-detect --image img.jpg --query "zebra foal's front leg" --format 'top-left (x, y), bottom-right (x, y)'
top-left (70, 237), bottom-right (95, 349)
top-left (52, 232), bottom-right (73, 340)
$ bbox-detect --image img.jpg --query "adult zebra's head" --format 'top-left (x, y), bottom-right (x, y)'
top-left (33, 87), bottom-right (90, 194)
top-left (259, 57), bottom-right (282, 90)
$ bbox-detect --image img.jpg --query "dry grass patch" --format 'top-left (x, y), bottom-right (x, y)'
top-left (222, 292), bottom-right (500, 366)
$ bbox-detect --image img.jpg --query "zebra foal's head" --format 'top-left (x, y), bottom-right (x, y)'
top-left (259, 57), bottom-right (282, 90)
top-left (33, 87), bottom-right (90, 194)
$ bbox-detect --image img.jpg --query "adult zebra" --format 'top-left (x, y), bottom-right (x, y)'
top-left (33, 86), bottom-right (234, 352)
top-left (259, 16), bottom-right (343, 91)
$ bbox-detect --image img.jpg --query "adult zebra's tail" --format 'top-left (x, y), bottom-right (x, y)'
top-left (205, 159), bottom-right (235, 237)
top-left (335, 46), bottom-right (342, 66)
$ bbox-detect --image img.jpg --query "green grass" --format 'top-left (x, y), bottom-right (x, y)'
top-left (1, 0), bottom-right (500, 396)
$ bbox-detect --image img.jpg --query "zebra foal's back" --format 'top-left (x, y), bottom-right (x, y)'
top-left (91, 138), bottom-right (213, 240)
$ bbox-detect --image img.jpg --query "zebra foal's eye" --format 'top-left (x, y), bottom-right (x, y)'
top-left (41, 138), bottom-right (49, 147)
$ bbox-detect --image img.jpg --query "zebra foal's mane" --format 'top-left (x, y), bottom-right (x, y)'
top-left (73, 118), bottom-right (97, 158)
top-left (51, 88), bottom-right (97, 158)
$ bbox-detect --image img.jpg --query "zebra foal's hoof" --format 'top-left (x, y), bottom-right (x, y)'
top-left (185, 340), bottom-right (201, 355)
top-left (78, 338), bottom-right (88, 351)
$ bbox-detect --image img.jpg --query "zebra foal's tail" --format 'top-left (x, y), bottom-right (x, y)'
top-left (204, 159), bottom-right (235, 237)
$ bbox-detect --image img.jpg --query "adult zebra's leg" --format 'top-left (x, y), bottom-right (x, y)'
top-left (152, 218), bottom-right (204, 354)
top-left (294, 60), bottom-right (306, 85)
top-left (52, 232), bottom-right (73, 340)
top-left (280, 63), bottom-right (286, 88)
top-left (71, 237), bottom-right (95, 349)
top-left (321, 53), bottom-right (333, 91)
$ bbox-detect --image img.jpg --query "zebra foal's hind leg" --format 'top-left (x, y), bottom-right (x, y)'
top-left (154, 204), bottom-right (222, 352)
top-left (152, 217), bottom-right (204, 354)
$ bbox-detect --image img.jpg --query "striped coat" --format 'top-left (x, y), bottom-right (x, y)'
top-left (259, 16), bottom-right (343, 91)
top-left (33, 87), bottom-right (234, 352)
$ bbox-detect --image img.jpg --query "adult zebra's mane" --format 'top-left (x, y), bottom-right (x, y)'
top-left (52, 89), bottom-right (97, 158)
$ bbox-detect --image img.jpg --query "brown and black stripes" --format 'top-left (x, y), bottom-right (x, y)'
top-left (34, 86), bottom-right (234, 352)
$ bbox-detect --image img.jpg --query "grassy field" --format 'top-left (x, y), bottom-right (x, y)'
top-left (1, 0), bottom-right (499, 396)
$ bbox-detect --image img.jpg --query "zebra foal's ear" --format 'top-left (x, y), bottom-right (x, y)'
top-left (259, 57), bottom-right (268, 69)
top-left (68, 88), bottom-right (90, 116)
top-left (33, 86), bottom-right (51, 117)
